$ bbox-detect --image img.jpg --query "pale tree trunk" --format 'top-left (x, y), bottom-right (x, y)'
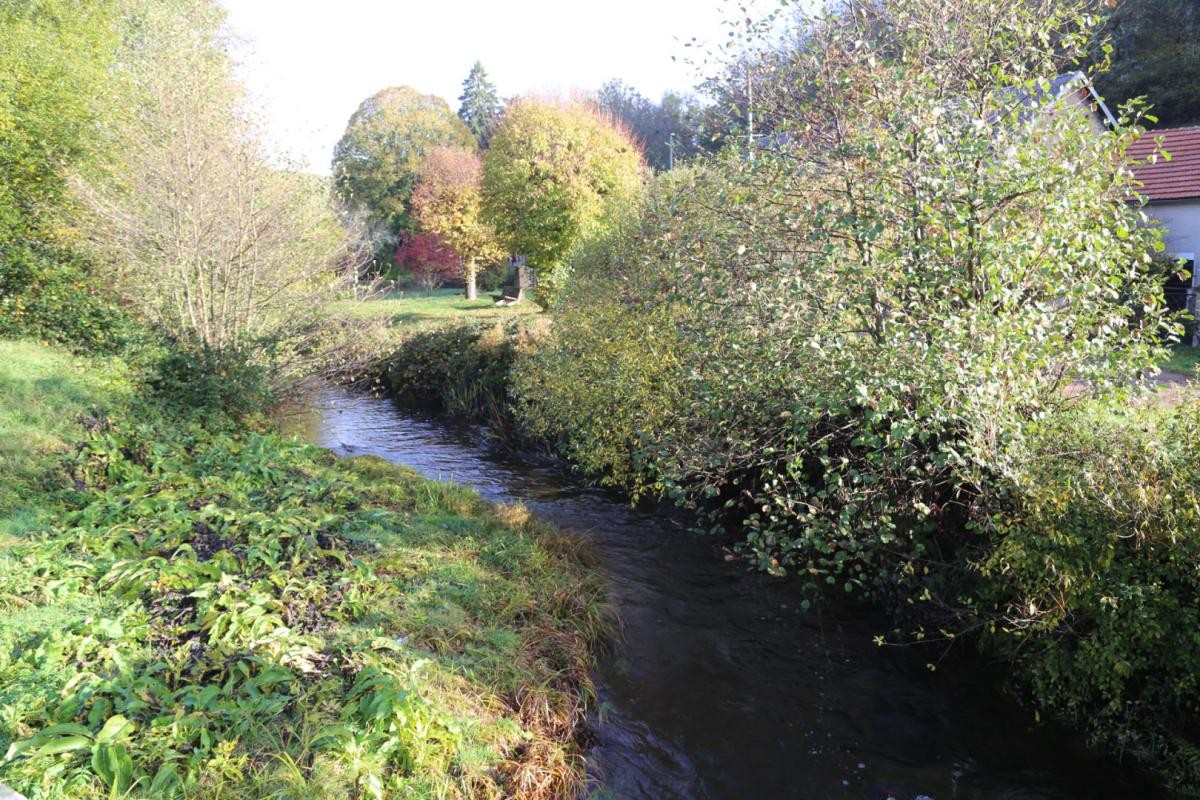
top-left (465, 258), bottom-right (477, 301)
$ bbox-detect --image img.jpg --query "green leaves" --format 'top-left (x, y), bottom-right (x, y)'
top-left (498, 4), bottom-right (1195, 790)
top-left (333, 86), bottom-right (475, 239)
top-left (0, 381), bottom-right (610, 798)
top-left (481, 99), bottom-right (647, 307)
top-left (5, 715), bottom-right (136, 794)
top-left (978, 402), bottom-right (1200, 791)
top-left (91, 715), bottom-right (136, 795)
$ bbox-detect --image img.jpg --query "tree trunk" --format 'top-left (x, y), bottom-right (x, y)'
top-left (465, 259), bottom-right (477, 301)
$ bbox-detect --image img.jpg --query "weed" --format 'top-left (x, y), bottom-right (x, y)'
top-left (0, 341), bottom-right (611, 799)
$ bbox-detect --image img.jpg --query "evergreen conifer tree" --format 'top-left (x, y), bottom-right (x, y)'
top-left (457, 61), bottom-right (500, 146)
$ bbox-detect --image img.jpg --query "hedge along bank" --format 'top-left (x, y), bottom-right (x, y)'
top-left (0, 340), bottom-right (610, 800)
top-left (359, 0), bottom-right (1200, 792)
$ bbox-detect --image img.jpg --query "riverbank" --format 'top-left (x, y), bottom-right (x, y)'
top-left (0, 339), bottom-right (609, 800)
top-left (340, 292), bottom-right (1200, 797)
top-left (311, 384), bottom-right (1167, 799)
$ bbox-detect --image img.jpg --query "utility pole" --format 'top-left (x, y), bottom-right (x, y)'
top-left (747, 66), bottom-right (755, 162)
top-left (667, 133), bottom-right (677, 171)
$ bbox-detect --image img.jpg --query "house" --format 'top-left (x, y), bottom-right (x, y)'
top-left (1128, 126), bottom-right (1200, 325)
top-left (1129, 126), bottom-right (1200, 259)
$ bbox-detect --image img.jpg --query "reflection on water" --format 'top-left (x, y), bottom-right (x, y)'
top-left (308, 386), bottom-right (1155, 800)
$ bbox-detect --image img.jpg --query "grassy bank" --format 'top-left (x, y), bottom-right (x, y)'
top-left (0, 339), bottom-right (608, 800)
top-left (0, 341), bottom-right (131, 539)
top-left (329, 289), bottom-right (540, 331)
top-left (326, 293), bottom-right (549, 433)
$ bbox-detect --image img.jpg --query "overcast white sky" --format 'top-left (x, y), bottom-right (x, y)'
top-left (218, 0), bottom-right (741, 174)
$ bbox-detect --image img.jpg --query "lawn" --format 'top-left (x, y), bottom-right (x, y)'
top-left (1162, 343), bottom-right (1200, 379)
top-left (329, 288), bottom-right (541, 330)
top-left (0, 340), bottom-right (131, 537)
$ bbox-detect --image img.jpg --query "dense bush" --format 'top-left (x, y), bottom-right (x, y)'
top-left (510, 177), bottom-right (687, 493)
top-left (500, 0), bottom-right (1200, 789)
top-left (0, 1), bottom-right (131, 353)
top-left (136, 340), bottom-right (275, 421)
top-left (382, 319), bottom-right (550, 428)
top-left (395, 233), bottom-right (461, 290)
top-left (522, 0), bottom-right (1170, 586)
top-left (977, 402), bottom-right (1200, 792)
top-left (0, 247), bottom-right (135, 353)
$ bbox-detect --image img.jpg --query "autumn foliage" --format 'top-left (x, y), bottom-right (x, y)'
top-left (411, 147), bottom-right (503, 299)
top-left (481, 99), bottom-right (646, 307)
top-left (395, 233), bottom-right (461, 290)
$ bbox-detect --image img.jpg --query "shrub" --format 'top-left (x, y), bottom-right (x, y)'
top-left (0, 1), bottom-right (128, 355)
top-left (510, 180), bottom-right (684, 493)
top-left (522, 0), bottom-right (1171, 591)
top-left (0, 246), bottom-right (136, 354)
top-left (977, 402), bottom-right (1200, 792)
top-left (395, 234), bottom-right (460, 291)
top-left (137, 340), bottom-right (274, 422)
top-left (381, 319), bottom-right (549, 428)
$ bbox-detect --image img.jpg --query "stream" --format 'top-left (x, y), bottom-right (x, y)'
top-left (308, 386), bottom-right (1155, 800)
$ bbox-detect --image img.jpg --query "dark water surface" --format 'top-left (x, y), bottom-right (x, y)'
top-left (308, 386), bottom-right (1154, 800)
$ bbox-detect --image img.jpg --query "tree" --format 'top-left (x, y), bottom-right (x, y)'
top-left (332, 86), bottom-right (474, 269)
top-left (396, 233), bottom-right (461, 290)
top-left (457, 61), bottom-right (501, 147)
top-left (411, 147), bottom-right (504, 300)
top-left (77, 0), bottom-right (363, 358)
top-left (0, 0), bottom-right (128, 348)
top-left (1097, 0), bottom-right (1200, 127)
top-left (595, 80), bottom-right (707, 171)
top-left (481, 99), bottom-right (646, 307)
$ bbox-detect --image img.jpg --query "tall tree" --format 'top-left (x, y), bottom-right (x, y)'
top-left (481, 99), bottom-right (646, 307)
top-left (1098, 0), bottom-right (1200, 127)
top-left (332, 86), bottom-right (474, 270)
top-left (595, 80), bottom-right (706, 171)
top-left (0, 0), bottom-right (126, 348)
top-left (457, 61), bottom-right (501, 147)
top-left (77, 0), bottom-right (363, 357)
top-left (411, 147), bottom-right (503, 301)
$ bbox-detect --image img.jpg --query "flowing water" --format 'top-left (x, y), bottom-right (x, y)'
top-left (308, 386), bottom-right (1156, 800)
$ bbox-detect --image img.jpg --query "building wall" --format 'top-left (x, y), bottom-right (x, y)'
top-left (1149, 200), bottom-right (1200, 258)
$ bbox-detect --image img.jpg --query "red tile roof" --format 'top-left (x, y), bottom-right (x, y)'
top-left (1128, 126), bottom-right (1200, 203)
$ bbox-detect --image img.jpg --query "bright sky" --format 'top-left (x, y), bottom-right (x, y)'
top-left (218, 0), bottom-right (741, 174)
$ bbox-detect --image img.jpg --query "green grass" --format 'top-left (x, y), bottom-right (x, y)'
top-left (0, 339), bottom-right (608, 800)
top-left (1161, 343), bottom-right (1200, 379)
top-left (0, 340), bottom-right (130, 535)
top-left (329, 289), bottom-right (540, 331)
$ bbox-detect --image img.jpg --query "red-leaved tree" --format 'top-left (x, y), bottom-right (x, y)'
top-left (412, 147), bottom-right (504, 300)
top-left (395, 233), bottom-right (461, 290)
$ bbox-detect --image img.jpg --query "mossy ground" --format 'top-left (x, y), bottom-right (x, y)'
top-left (0, 340), bottom-right (608, 800)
